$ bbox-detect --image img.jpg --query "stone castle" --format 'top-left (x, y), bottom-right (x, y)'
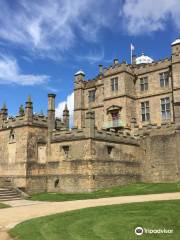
top-left (0, 39), bottom-right (180, 194)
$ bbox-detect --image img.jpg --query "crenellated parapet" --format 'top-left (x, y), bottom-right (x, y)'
top-left (134, 58), bottom-right (171, 75)
top-left (0, 95), bottom-right (68, 131)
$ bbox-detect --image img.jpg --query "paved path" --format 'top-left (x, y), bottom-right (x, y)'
top-left (1, 192), bottom-right (180, 240)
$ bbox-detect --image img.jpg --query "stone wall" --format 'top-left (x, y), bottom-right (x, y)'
top-left (140, 129), bottom-right (180, 182)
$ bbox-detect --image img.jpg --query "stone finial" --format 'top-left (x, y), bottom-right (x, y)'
top-left (27, 95), bottom-right (32, 103)
top-left (19, 105), bottom-right (25, 116)
top-left (63, 104), bottom-right (70, 129)
top-left (0, 102), bottom-right (8, 120)
top-left (2, 102), bottom-right (7, 110)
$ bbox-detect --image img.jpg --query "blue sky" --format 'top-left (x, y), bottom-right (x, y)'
top-left (0, 0), bottom-right (179, 122)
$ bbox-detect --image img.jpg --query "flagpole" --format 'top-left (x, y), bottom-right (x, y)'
top-left (130, 44), bottom-right (135, 64)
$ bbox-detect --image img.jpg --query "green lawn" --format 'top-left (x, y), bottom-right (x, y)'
top-left (30, 182), bottom-right (180, 202)
top-left (10, 200), bottom-right (180, 240)
top-left (0, 202), bottom-right (10, 209)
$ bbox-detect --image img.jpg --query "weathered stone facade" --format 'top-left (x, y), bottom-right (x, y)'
top-left (0, 40), bottom-right (180, 194)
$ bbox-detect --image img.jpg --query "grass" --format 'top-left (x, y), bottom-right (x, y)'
top-left (0, 202), bottom-right (10, 208)
top-left (10, 200), bottom-right (180, 240)
top-left (30, 182), bottom-right (180, 202)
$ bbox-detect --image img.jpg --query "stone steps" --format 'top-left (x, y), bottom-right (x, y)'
top-left (0, 188), bottom-right (22, 201)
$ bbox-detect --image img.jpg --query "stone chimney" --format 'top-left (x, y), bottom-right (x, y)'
top-left (99, 64), bottom-right (103, 75)
top-left (63, 104), bottom-right (70, 129)
top-left (48, 93), bottom-right (56, 132)
top-left (25, 95), bottom-right (33, 122)
top-left (114, 59), bottom-right (119, 65)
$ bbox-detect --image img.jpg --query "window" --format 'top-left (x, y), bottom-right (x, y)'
top-left (62, 145), bottom-right (70, 157)
top-left (140, 77), bottom-right (148, 91)
top-left (141, 101), bottom-right (150, 122)
top-left (111, 77), bottom-right (118, 91)
top-left (88, 90), bottom-right (96, 102)
top-left (161, 97), bottom-right (171, 120)
top-left (160, 72), bottom-right (169, 87)
top-left (107, 146), bottom-right (113, 156)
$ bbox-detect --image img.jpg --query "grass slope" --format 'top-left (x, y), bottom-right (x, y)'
top-left (10, 200), bottom-right (180, 240)
top-left (0, 202), bottom-right (10, 208)
top-left (30, 182), bottom-right (180, 202)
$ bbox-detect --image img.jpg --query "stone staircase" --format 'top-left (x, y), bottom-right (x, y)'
top-left (0, 188), bottom-right (22, 201)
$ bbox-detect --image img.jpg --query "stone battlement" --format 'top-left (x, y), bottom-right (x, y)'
top-left (52, 127), bottom-right (138, 145)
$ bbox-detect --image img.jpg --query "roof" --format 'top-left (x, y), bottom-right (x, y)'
top-left (74, 70), bottom-right (85, 76)
top-left (171, 38), bottom-right (180, 46)
top-left (136, 52), bottom-right (153, 65)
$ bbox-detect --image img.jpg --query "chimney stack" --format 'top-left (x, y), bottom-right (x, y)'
top-left (114, 59), bottom-right (119, 65)
top-left (48, 94), bottom-right (56, 132)
top-left (99, 64), bottom-right (103, 75)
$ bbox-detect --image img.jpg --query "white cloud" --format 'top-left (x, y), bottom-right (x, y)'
top-left (121, 0), bottom-right (180, 35)
top-left (76, 49), bottom-right (105, 64)
top-left (0, 54), bottom-right (49, 85)
top-left (56, 92), bottom-right (74, 127)
top-left (0, 0), bottom-right (119, 59)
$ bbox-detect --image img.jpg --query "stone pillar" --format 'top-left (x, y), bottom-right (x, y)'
top-left (48, 94), bottom-right (56, 132)
top-left (85, 110), bottom-right (95, 138)
top-left (63, 104), bottom-right (69, 129)
top-left (25, 96), bottom-right (33, 122)
top-left (174, 102), bottom-right (180, 127)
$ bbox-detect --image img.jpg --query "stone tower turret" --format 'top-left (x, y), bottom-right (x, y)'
top-left (48, 93), bottom-right (56, 132)
top-left (74, 70), bottom-right (85, 129)
top-left (63, 104), bottom-right (69, 129)
top-left (25, 95), bottom-right (33, 122)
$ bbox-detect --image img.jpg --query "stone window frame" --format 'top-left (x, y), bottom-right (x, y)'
top-left (62, 145), bottom-right (70, 158)
top-left (111, 77), bottom-right (118, 91)
top-left (161, 97), bottom-right (171, 120)
top-left (9, 128), bottom-right (16, 143)
top-left (140, 77), bottom-right (148, 91)
top-left (88, 89), bottom-right (96, 103)
top-left (106, 145), bottom-right (114, 157)
top-left (159, 71), bottom-right (169, 87)
top-left (141, 101), bottom-right (150, 122)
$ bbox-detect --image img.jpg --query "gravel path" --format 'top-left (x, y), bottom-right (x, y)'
top-left (1, 192), bottom-right (180, 240)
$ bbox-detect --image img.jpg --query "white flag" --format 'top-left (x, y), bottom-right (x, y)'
top-left (131, 44), bottom-right (135, 51)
